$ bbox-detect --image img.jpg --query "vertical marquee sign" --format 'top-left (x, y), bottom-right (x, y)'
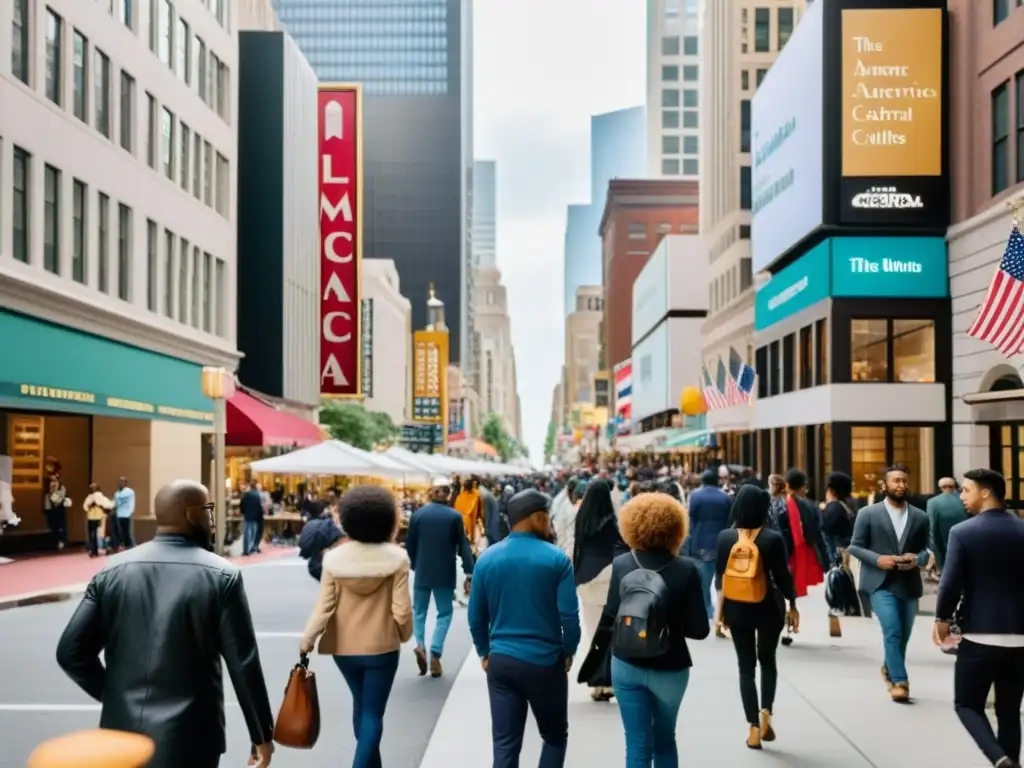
top-left (318, 84), bottom-right (363, 397)
top-left (411, 330), bottom-right (449, 453)
top-left (361, 298), bottom-right (374, 398)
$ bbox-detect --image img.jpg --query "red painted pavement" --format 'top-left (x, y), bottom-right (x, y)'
top-left (0, 545), bottom-right (298, 600)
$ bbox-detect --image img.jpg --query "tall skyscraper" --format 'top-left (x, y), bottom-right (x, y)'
top-left (272, 0), bottom-right (473, 364)
top-left (647, 0), bottom-right (702, 178)
top-left (472, 160), bottom-right (496, 269)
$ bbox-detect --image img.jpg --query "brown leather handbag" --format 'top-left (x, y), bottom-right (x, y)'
top-left (273, 654), bottom-right (321, 749)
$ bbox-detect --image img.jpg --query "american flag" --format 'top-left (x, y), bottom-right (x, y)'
top-left (702, 365), bottom-right (728, 410)
top-left (968, 227), bottom-right (1024, 357)
top-left (614, 360), bottom-right (632, 420)
top-left (725, 347), bottom-right (756, 406)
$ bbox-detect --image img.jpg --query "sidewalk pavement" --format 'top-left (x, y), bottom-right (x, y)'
top-left (419, 586), bottom-right (986, 768)
top-left (0, 545), bottom-right (297, 610)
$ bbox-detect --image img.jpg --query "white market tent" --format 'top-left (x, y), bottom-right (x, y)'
top-left (249, 440), bottom-right (433, 481)
top-left (385, 447), bottom-right (528, 477)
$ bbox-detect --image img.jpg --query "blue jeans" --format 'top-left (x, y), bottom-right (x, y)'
top-left (333, 652), bottom-right (400, 768)
top-left (696, 559), bottom-right (716, 620)
top-left (612, 657), bottom-right (690, 768)
top-left (242, 519), bottom-right (261, 555)
top-left (413, 585), bottom-right (455, 657)
top-left (870, 589), bottom-right (918, 685)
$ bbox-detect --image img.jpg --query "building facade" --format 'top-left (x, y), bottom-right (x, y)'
top-left (236, 28), bottom-right (319, 413)
top-left (0, 0), bottom-right (239, 548)
top-left (948, 0), bottom-right (1024, 504)
top-left (362, 259), bottom-right (412, 426)
top-left (472, 267), bottom-right (520, 440)
top-left (271, 0), bottom-right (473, 365)
top-left (599, 179), bottom-right (699, 370)
top-left (647, 0), bottom-right (701, 178)
top-left (565, 286), bottom-right (604, 410)
top-left (472, 159), bottom-right (495, 270)
top-left (698, 0), bottom-right (809, 444)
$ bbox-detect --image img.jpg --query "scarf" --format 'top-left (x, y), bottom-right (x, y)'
top-left (786, 496), bottom-right (805, 549)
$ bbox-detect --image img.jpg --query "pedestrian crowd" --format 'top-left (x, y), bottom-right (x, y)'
top-left (49, 457), bottom-right (1024, 768)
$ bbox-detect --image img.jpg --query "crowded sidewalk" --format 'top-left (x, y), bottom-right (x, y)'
top-left (420, 585), bottom-right (984, 767)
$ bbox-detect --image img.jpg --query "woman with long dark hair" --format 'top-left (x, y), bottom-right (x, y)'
top-left (574, 479), bottom-right (626, 701)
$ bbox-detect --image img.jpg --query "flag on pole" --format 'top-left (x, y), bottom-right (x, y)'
top-left (726, 347), bottom-right (757, 405)
top-left (967, 227), bottom-right (1024, 357)
top-left (702, 365), bottom-right (728, 410)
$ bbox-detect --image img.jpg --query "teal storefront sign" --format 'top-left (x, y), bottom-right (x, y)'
top-left (754, 240), bottom-right (830, 331)
top-left (831, 237), bottom-right (948, 299)
top-left (0, 310), bottom-right (214, 425)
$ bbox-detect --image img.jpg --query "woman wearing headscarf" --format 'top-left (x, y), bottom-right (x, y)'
top-left (551, 476), bottom-right (586, 559)
top-left (573, 479), bottom-right (627, 701)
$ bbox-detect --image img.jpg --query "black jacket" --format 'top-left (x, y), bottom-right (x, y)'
top-left (573, 516), bottom-right (627, 585)
top-left (715, 527), bottom-right (796, 628)
top-left (405, 502), bottom-right (475, 590)
top-left (55, 534), bottom-right (275, 767)
top-left (779, 496), bottom-right (830, 572)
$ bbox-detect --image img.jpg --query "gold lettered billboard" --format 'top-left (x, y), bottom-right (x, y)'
top-left (841, 8), bottom-right (942, 178)
top-left (412, 331), bottom-right (448, 425)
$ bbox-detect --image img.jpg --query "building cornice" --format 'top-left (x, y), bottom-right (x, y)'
top-left (0, 269), bottom-right (242, 370)
top-left (947, 195), bottom-right (1019, 241)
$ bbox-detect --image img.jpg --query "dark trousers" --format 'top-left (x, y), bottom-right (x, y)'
top-left (116, 517), bottom-right (135, 548)
top-left (486, 653), bottom-right (568, 768)
top-left (731, 622), bottom-right (784, 725)
top-left (45, 508), bottom-right (67, 546)
top-left (86, 520), bottom-right (101, 555)
top-left (954, 639), bottom-right (1024, 766)
top-left (333, 651), bottom-right (400, 768)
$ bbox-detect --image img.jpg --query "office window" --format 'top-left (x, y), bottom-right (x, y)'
top-left (662, 158), bottom-right (681, 175)
top-left (203, 141), bottom-right (213, 205)
top-left (45, 9), bottom-right (62, 105)
top-left (756, 347), bottom-right (769, 399)
top-left (993, 82), bottom-right (1010, 194)
top-left (176, 18), bottom-right (190, 84)
top-left (216, 60), bottom-right (229, 120)
top-left (146, 219), bottom-right (157, 311)
top-left (161, 107), bottom-right (174, 179)
top-left (164, 230), bottom-right (174, 317)
top-left (119, 72), bottom-right (134, 152)
top-left (628, 222), bottom-right (647, 239)
top-left (202, 252), bottom-right (212, 330)
top-left (1017, 72), bottom-right (1024, 183)
top-left (740, 224), bottom-right (751, 240)
top-left (120, 0), bottom-right (133, 30)
top-left (741, 70), bottom-right (749, 91)
top-left (97, 193), bottom-right (110, 292)
top-left (850, 319), bottom-right (889, 381)
top-left (192, 132), bottom-right (202, 198)
top-left (683, 35), bottom-right (698, 55)
top-left (191, 246), bottom-right (201, 328)
top-left (740, 99), bottom-right (751, 153)
top-left (72, 180), bottom-right (86, 283)
top-left (178, 238), bottom-right (190, 321)
top-left (215, 153), bottom-right (229, 216)
top-left (754, 8), bottom-right (771, 52)
top-left (12, 148), bottom-right (29, 263)
top-left (815, 317), bottom-right (829, 385)
top-left (662, 110), bottom-right (680, 129)
top-left (94, 49), bottom-right (110, 138)
top-left (757, 68), bottom-right (768, 87)
top-left (683, 89), bottom-right (698, 108)
top-left (683, 65), bottom-right (698, 82)
top-left (662, 89), bottom-right (680, 108)
top-left (995, 0), bottom-right (1010, 25)
top-left (798, 325), bottom-right (812, 389)
top-left (662, 135), bottom-right (680, 154)
top-left (768, 341), bottom-right (781, 396)
top-left (683, 158), bottom-right (699, 175)
top-left (117, 204), bottom-right (131, 300)
top-left (683, 135), bottom-right (698, 155)
top-left (740, 165), bottom-right (752, 210)
top-left (12, 0), bottom-right (30, 84)
top-left (893, 320), bottom-right (936, 382)
top-left (180, 123), bottom-right (190, 190)
top-left (851, 426), bottom-right (886, 496)
top-left (662, 65), bottom-right (679, 81)
top-left (158, 0), bottom-right (171, 67)
top-left (72, 31), bottom-right (87, 121)
top-left (214, 260), bottom-right (225, 335)
top-left (43, 165), bottom-right (59, 274)
top-left (196, 37), bottom-right (207, 102)
top-left (209, 52), bottom-right (219, 112)
top-left (146, 92), bottom-right (157, 168)
top-left (778, 7), bottom-right (795, 49)
top-left (683, 110), bottom-right (698, 128)
top-left (662, 36), bottom-right (680, 56)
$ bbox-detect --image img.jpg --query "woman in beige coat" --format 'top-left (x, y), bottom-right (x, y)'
top-left (300, 486), bottom-right (413, 768)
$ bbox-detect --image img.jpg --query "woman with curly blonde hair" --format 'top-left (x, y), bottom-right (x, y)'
top-left (600, 492), bottom-right (710, 765)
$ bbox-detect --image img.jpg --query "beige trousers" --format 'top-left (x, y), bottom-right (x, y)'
top-left (577, 564), bottom-right (614, 668)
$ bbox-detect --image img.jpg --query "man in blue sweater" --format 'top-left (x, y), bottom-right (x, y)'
top-left (468, 488), bottom-right (580, 768)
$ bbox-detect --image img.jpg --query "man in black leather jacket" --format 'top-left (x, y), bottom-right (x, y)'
top-left (56, 480), bottom-right (276, 768)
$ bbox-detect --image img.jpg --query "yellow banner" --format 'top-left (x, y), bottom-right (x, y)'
top-left (412, 331), bottom-right (448, 424)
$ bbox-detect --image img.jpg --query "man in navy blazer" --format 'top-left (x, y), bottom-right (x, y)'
top-left (935, 468), bottom-right (1024, 768)
top-left (405, 477), bottom-right (475, 678)
top-left (686, 469), bottom-right (732, 621)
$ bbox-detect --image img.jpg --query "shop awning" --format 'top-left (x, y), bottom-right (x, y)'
top-left (226, 391), bottom-right (323, 447)
top-left (663, 428), bottom-right (714, 451)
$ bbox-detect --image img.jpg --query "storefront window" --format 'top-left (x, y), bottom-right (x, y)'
top-left (892, 426), bottom-right (934, 493)
top-left (798, 325), bottom-right (812, 389)
top-left (990, 423), bottom-right (1024, 510)
top-left (815, 318), bottom-right (829, 385)
top-left (851, 319), bottom-right (888, 381)
top-left (851, 426), bottom-right (885, 497)
top-left (893, 320), bottom-right (935, 382)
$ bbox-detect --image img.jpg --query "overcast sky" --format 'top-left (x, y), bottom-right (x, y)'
top-left (473, 0), bottom-right (645, 462)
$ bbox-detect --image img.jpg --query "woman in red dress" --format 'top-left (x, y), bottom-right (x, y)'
top-left (780, 469), bottom-right (830, 600)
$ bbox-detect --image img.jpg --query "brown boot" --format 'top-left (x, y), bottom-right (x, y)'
top-left (829, 615), bottom-right (842, 638)
top-left (747, 725), bottom-right (762, 750)
top-left (881, 665), bottom-right (893, 691)
top-left (414, 646), bottom-right (427, 676)
top-left (890, 683), bottom-right (910, 702)
top-left (759, 710), bottom-right (776, 742)
top-left (430, 653), bottom-right (443, 678)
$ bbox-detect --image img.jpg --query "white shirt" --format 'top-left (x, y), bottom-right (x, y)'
top-left (884, 498), bottom-right (908, 543)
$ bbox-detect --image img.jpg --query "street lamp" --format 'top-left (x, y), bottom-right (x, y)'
top-left (201, 367), bottom-right (235, 555)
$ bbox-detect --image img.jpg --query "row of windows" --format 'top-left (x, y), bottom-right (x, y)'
top-left (994, 0), bottom-right (1024, 26)
top-left (661, 35), bottom-right (698, 57)
top-left (709, 257), bottom-right (753, 315)
top-left (321, 78), bottom-right (448, 96)
top-left (661, 109), bottom-right (698, 130)
top-left (741, 6), bottom-right (795, 54)
top-left (756, 319), bottom-right (830, 398)
top-left (661, 157), bottom-right (698, 176)
top-left (661, 88), bottom-right (698, 110)
top-left (991, 72), bottom-right (1024, 196)
top-left (663, 0), bottom-right (699, 21)
top-left (279, 19), bottom-right (448, 34)
top-left (277, 4), bottom-right (447, 20)
top-left (300, 61), bottom-right (448, 82)
top-left (662, 135), bottom-right (698, 156)
top-left (8, 144), bottom-right (225, 338)
top-left (661, 64), bottom-right (698, 83)
top-left (288, 49), bottom-right (447, 65)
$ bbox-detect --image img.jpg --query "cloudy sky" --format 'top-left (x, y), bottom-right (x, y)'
top-left (473, 0), bottom-right (645, 461)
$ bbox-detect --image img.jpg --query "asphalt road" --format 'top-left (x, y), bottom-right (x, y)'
top-left (0, 556), bottom-right (473, 767)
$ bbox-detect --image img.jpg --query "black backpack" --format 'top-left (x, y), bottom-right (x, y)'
top-left (612, 552), bottom-right (672, 661)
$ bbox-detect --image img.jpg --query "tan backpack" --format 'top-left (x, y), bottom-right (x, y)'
top-left (722, 528), bottom-right (768, 603)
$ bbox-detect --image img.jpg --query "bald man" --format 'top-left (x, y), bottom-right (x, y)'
top-left (927, 477), bottom-right (968, 574)
top-left (56, 480), bottom-right (276, 768)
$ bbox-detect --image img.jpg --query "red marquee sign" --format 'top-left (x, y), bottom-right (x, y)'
top-left (318, 84), bottom-right (362, 397)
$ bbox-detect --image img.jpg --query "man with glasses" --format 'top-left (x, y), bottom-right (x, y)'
top-left (848, 464), bottom-right (931, 703)
top-left (56, 479), bottom-right (276, 767)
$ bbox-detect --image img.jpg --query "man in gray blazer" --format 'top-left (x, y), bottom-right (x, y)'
top-left (848, 464), bottom-right (930, 703)
top-left (927, 477), bottom-right (968, 574)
